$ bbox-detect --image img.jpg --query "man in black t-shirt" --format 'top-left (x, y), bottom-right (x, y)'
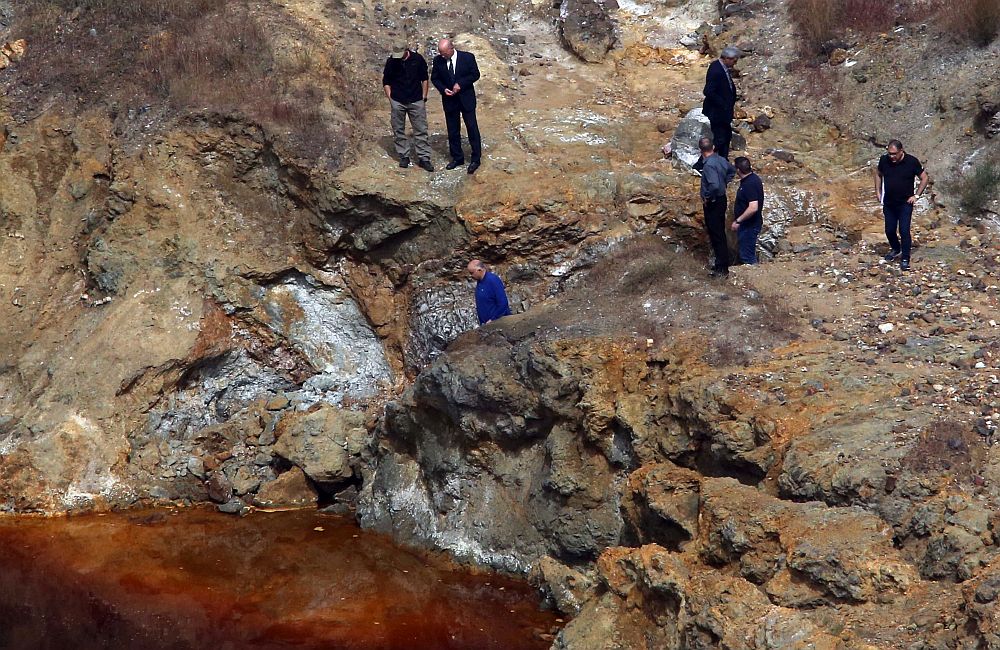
top-left (382, 40), bottom-right (433, 171)
top-left (730, 156), bottom-right (763, 264)
top-left (875, 139), bottom-right (929, 270)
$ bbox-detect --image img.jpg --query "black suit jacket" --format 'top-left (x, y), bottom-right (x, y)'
top-left (431, 50), bottom-right (480, 112)
top-left (702, 59), bottom-right (736, 123)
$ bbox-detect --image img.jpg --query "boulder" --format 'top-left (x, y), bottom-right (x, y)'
top-left (559, 0), bottom-right (619, 63)
top-left (253, 467), bottom-right (318, 509)
top-left (670, 108), bottom-right (713, 169)
top-left (273, 405), bottom-right (368, 485)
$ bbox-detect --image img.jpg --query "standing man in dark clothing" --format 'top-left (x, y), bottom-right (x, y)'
top-left (431, 38), bottom-right (482, 174)
top-left (730, 156), bottom-right (764, 264)
top-left (382, 40), bottom-right (433, 171)
top-left (698, 137), bottom-right (736, 276)
top-left (467, 259), bottom-right (511, 325)
top-left (702, 46), bottom-right (740, 160)
top-left (875, 139), bottom-right (929, 271)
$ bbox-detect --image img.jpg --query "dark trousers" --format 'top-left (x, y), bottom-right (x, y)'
top-left (704, 196), bottom-right (730, 270)
top-left (445, 107), bottom-right (481, 163)
top-left (737, 223), bottom-right (761, 264)
top-left (710, 119), bottom-right (732, 160)
top-left (883, 202), bottom-right (913, 260)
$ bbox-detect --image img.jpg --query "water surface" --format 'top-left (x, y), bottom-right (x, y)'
top-left (0, 508), bottom-right (560, 649)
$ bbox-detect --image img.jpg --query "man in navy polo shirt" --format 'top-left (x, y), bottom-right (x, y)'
top-left (730, 156), bottom-right (763, 264)
top-left (875, 139), bottom-right (929, 271)
top-left (467, 259), bottom-right (511, 325)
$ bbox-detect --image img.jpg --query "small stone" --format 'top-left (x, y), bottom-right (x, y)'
top-left (751, 114), bottom-right (771, 132)
top-left (205, 471), bottom-right (233, 503)
top-left (218, 498), bottom-right (245, 514)
top-left (828, 48), bottom-right (848, 66)
top-left (878, 323), bottom-right (895, 334)
top-left (266, 395), bottom-right (290, 411)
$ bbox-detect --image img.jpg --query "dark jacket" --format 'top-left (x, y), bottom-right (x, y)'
top-left (431, 50), bottom-right (480, 112)
top-left (702, 59), bottom-right (736, 123)
top-left (381, 52), bottom-right (428, 104)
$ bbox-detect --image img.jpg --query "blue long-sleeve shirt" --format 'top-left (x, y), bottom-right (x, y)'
top-left (475, 272), bottom-right (511, 325)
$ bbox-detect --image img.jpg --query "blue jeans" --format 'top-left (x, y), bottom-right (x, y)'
top-left (883, 202), bottom-right (913, 260)
top-left (737, 223), bottom-right (761, 264)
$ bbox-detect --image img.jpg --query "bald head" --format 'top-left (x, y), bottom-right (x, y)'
top-left (438, 38), bottom-right (455, 57)
top-left (466, 259), bottom-right (487, 280)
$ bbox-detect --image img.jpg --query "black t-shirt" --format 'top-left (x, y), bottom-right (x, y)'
top-left (878, 153), bottom-right (924, 206)
top-left (734, 172), bottom-right (764, 228)
top-left (381, 52), bottom-right (428, 104)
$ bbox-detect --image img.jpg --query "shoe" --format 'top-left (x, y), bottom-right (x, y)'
top-left (900, 259), bottom-right (910, 271)
top-left (445, 160), bottom-right (464, 170)
top-left (399, 157), bottom-right (410, 168)
top-left (883, 250), bottom-right (901, 262)
top-left (467, 161), bottom-right (480, 175)
top-left (418, 159), bottom-right (434, 172)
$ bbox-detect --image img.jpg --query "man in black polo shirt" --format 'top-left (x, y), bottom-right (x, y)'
top-left (382, 40), bottom-right (433, 171)
top-left (730, 156), bottom-right (763, 264)
top-left (875, 139), bottom-right (929, 270)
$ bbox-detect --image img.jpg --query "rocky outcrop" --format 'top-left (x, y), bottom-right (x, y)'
top-left (559, 0), bottom-right (619, 63)
top-left (273, 405), bottom-right (368, 486)
top-left (359, 242), bottom-right (797, 571)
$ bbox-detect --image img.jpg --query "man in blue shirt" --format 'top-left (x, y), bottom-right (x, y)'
top-left (467, 259), bottom-right (511, 325)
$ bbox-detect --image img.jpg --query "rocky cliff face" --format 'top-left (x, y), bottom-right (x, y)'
top-left (2, 0), bottom-right (1000, 646)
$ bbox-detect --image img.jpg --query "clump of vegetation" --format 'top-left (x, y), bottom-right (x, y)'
top-left (933, 0), bottom-right (1000, 47)
top-left (954, 156), bottom-right (1000, 215)
top-left (788, 0), bottom-right (897, 55)
top-left (9, 0), bottom-right (339, 159)
top-left (789, 0), bottom-right (999, 57)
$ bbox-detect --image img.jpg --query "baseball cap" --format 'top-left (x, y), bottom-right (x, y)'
top-left (390, 41), bottom-right (409, 58)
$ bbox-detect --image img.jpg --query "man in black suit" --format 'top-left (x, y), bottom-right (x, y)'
top-left (431, 38), bottom-right (482, 174)
top-left (702, 46), bottom-right (740, 160)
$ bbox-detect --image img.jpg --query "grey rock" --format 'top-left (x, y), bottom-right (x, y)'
top-left (670, 108), bottom-right (713, 169)
top-left (217, 498), bottom-right (245, 514)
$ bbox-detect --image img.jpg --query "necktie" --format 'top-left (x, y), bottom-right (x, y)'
top-left (448, 58), bottom-right (454, 77)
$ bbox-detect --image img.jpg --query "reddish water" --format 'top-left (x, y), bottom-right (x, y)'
top-left (0, 508), bottom-right (561, 650)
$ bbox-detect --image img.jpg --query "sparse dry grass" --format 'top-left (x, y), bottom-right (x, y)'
top-left (790, 0), bottom-right (999, 55)
top-left (788, 0), bottom-right (897, 55)
top-left (9, 0), bottom-right (337, 158)
top-left (953, 156), bottom-right (1000, 216)
top-left (933, 0), bottom-right (1000, 46)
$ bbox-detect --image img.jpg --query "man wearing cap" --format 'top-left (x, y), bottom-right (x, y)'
top-left (382, 40), bottom-right (433, 171)
top-left (702, 46), bottom-right (741, 160)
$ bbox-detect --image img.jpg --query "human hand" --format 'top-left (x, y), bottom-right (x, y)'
top-left (444, 89), bottom-right (455, 96)
top-left (452, 83), bottom-right (461, 92)
top-left (730, 221), bottom-right (740, 232)
top-left (907, 195), bottom-right (917, 205)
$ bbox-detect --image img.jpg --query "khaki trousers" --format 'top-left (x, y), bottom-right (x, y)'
top-left (390, 99), bottom-right (431, 161)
